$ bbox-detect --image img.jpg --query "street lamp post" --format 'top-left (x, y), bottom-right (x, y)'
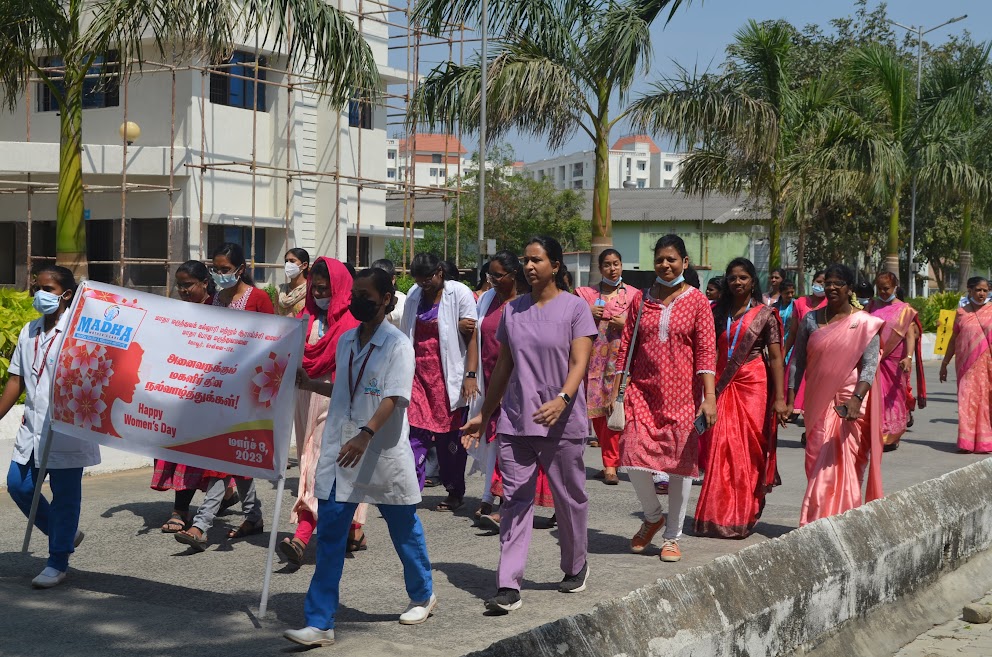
top-left (886, 14), bottom-right (967, 298)
top-left (478, 0), bottom-right (488, 281)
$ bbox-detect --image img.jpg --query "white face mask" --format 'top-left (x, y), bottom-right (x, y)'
top-left (811, 284), bottom-right (825, 297)
top-left (314, 296), bottom-right (331, 310)
top-left (601, 275), bottom-right (622, 287)
top-left (285, 262), bottom-right (302, 279)
top-left (877, 292), bottom-right (896, 303)
top-left (656, 274), bottom-right (685, 288)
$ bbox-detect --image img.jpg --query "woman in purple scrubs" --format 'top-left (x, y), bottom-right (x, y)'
top-left (462, 236), bottom-right (597, 614)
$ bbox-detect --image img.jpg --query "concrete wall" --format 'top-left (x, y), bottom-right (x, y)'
top-left (470, 459), bottom-right (992, 657)
top-left (0, 406), bottom-right (151, 486)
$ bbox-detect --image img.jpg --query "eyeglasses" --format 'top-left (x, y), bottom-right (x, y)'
top-left (488, 271), bottom-right (510, 282)
top-left (823, 281), bottom-right (847, 289)
top-left (208, 265), bottom-right (240, 275)
top-left (175, 281), bottom-right (200, 291)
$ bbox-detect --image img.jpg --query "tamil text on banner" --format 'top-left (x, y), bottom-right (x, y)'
top-left (50, 281), bottom-right (303, 480)
top-left (933, 309), bottom-right (957, 356)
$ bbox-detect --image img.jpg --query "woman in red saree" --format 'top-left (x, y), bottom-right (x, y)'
top-left (788, 264), bottom-right (884, 526)
top-left (866, 272), bottom-right (926, 451)
top-left (939, 276), bottom-right (992, 453)
top-left (695, 258), bottom-right (787, 538)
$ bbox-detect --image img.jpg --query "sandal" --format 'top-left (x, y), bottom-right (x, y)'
top-left (474, 502), bottom-right (494, 521)
top-left (604, 471), bottom-right (620, 486)
top-left (279, 537), bottom-right (306, 565)
top-left (347, 531), bottom-right (367, 553)
top-left (227, 519), bottom-right (264, 540)
top-left (175, 528), bottom-right (207, 552)
top-left (161, 511), bottom-right (189, 534)
top-left (477, 513), bottom-right (500, 532)
top-left (435, 497), bottom-right (464, 512)
top-left (588, 440), bottom-right (600, 448)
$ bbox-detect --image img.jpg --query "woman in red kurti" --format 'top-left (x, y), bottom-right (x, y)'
top-left (151, 260), bottom-right (236, 532)
top-left (614, 235), bottom-right (717, 564)
top-left (694, 258), bottom-right (787, 539)
top-left (174, 242), bottom-right (273, 551)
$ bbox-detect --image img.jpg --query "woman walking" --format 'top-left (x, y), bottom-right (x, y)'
top-left (279, 248), bottom-right (310, 317)
top-left (788, 264), bottom-right (884, 525)
top-left (867, 273), bottom-right (925, 451)
top-left (152, 261), bottom-right (237, 532)
top-left (613, 235), bottom-right (717, 563)
top-left (401, 253), bottom-right (478, 512)
top-left (939, 276), bottom-right (992, 454)
top-left (0, 266), bottom-right (99, 588)
top-left (764, 268), bottom-right (787, 306)
top-left (462, 236), bottom-right (597, 613)
top-left (576, 249), bottom-right (640, 485)
top-left (284, 268), bottom-right (435, 647)
top-left (175, 242), bottom-right (272, 551)
top-left (694, 258), bottom-right (787, 539)
top-left (282, 257), bottom-right (361, 565)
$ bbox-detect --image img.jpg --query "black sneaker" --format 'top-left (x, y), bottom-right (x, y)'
top-left (559, 562), bottom-right (589, 593)
top-left (484, 588), bottom-right (522, 613)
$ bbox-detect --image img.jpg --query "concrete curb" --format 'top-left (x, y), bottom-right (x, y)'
top-left (468, 459), bottom-right (992, 657)
top-left (0, 405), bottom-right (152, 488)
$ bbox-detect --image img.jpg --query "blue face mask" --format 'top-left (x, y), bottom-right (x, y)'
top-left (656, 274), bottom-right (685, 288)
top-left (811, 284), bottom-right (825, 297)
top-left (33, 290), bottom-right (64, 315)
top-left (212, 271), bottom-right (240, 290)
top-left (877, 293), bottom-right (896, 303)
top-left (601, 276), bottom-right (622, 287)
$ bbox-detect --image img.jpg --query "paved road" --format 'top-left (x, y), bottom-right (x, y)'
top-left (894, 592), bottom-right (992, 657)
top-left (0, 363), bottom-right (983, 657)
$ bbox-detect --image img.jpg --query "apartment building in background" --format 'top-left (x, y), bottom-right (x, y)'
top-left (522, 134), bottom-right (685, 191)
top-left (386, 134), bottom-right (469, 189)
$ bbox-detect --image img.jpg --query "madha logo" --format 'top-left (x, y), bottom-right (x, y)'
top-left (74, 300), bottom-right (145, 351)
top-left (104, 306), bottom-right (120, 321)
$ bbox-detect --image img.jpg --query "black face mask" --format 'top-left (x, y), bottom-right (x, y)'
top-left (350, 296), bottom-right (381, 322)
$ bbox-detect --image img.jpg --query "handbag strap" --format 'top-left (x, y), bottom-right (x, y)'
top-left (616, 294), bottom-right (647, 401)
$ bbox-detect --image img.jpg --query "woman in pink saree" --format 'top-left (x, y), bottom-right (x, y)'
top-left (788, 264), bottom-right (884, 526)
top-left (791, 271), bottom-right (826, 425)
top-left (939, 276), bottom-right (992, 453)
top-left (866, 272), bottom-right (926, 451)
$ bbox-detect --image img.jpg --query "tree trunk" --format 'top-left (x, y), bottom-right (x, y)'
top-left (56, 69), bottom-right (88, 279)
top-left (883, 192), bottom-right (900, 275)
top-left (768, 200), bottom-right (781, 272)
top-left (796, 217), bottom-right (806, 296)
top-left (958, 200), bottom-right (973, 293)
top-left (590, 126), bottom-right (612, 268)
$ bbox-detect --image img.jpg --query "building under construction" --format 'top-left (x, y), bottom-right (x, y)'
top-left (0, 0), bottom-right (472, 292)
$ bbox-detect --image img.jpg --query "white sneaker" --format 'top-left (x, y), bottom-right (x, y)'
top-left (74, 530), bottom-right (85, 548)
top-left (32, 567), bottom-right (67, 589)
top-left (283, 626), bottom-right (335, 647)
top-left (399, 593), bottom-right (437, 625)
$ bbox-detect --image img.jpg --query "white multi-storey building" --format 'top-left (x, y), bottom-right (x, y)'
top-left (0, 3), bottom-right (414, 290)
top-left (522, 135), bottom-right (685, 191)
top-left (386, 134), bottom-right (470, 189)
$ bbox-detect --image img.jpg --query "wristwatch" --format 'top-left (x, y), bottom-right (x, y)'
top-left (359, 425), bottom-right (375, 437)
top-left (852, 392), bottom-right (865, 402)
top-left (465, 371), bottom-right (477, 379)
top-left (558, 392), bottom-right (572, 404)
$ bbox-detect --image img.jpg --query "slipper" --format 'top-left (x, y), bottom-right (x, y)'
top-left (175, 529), bottom-right (207, 552)
top-left (424, 477), bottom-right (441, 488)
top-left (227, 520), bottom-right (264, 540)
top-left (588, 440), bottom-right (600, 448)
top-left (477, 514), bottom-right (500, 532)
top-left (346, 532), bottom-right (368, 553)
top-left (435, 498), bottom-right (464, 512)
top-left (604, 472), bottom-right (620, 486)
top-left (161, 512), bottom-right (189, 534)
top-left (279, 537), bottom-right (306, 565)
top-left (474, 502), bottom-right (494, 521)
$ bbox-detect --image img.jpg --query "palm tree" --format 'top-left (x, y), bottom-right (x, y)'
top-left (629, 20), bottom-right (819, 271)
top-left (0, 0), bottom-right (378, 278)
top-left (410, 0), bottom-right (693, 263)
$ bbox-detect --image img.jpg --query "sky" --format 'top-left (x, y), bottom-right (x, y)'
top-left (392, 0), bottom-right (991, 163)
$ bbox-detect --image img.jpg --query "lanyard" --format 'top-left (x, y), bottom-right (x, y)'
top-left (347, 343), bottom-right (376, 419)
top-left (726, 301), bottom-right (751, 358)
top-left (32, 328), bottom-right (60, 380)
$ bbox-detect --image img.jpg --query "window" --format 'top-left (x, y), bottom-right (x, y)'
top-left (429, 168), bottom-right (438, 177)
top-left (38, 51), bottom-right (120, 112)
top-left (572, 180), bottom-right (583, 190)
top-left (347, 236), bottom-right (371, 267)
top-left (207, 225), bottom-right (267, 282)
top-left (664, 162), bottom-right (673, 172)
top-left (573, 162), bottom-right (584, 177)
top-left (663, 179), bottom-right (672, 188)
top-left (126, 218), bottom-right (168, 287)
top-left (431, 154), bottom-right (443, 164)
top-left (348, 91), bottom-right (372, 129)
top-left (210, 51), bottom-right (267, 111)
top-left (637, 161), bottom-right (647, 171)
top-left (0, 223), bottom-right (14, 283)
top-left (387, 169), bottom-right (396, 179)
top-left (438, 169), bottom-right (445, 179)
top-left (387, 150), bottom-right (397, 160)
top-left (637, 179), bottom-right (646, 189)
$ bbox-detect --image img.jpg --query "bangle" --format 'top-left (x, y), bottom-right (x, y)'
top-left (852, 392), bottom-right (864, 402)
top-left (359, 425), bottom-right (375, 437)
top-left (704, 392), bottom-right (716, 398)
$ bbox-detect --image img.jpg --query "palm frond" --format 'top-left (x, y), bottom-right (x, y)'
top-left (0, 0), bottom-right (72, 110)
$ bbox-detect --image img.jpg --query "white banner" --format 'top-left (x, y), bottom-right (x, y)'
top-left (50, 281), bottom-right (303, 480)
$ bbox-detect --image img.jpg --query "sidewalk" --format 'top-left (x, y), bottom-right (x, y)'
top-left (894, 593), bottom-right (992, 657)
top-left (0, 363), bottom-right (984, 657)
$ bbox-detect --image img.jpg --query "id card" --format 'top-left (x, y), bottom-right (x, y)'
top-left (342, 420), bottom-right (359, 442)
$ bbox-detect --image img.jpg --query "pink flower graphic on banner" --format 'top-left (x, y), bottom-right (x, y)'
top-left (89, 357), bottom-right (115, 389)
top-left (250, 352), bottom-right (288, 408)
top-left (67, 342), bottom-right (107, 375)
top-left (66, 380), bottom-right (107, 430)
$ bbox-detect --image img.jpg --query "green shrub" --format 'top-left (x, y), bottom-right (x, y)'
top-left (914, 292), bottom-right (960, 332)
top-left (263, 284), bottom-right (279, 309)
top-left (0, 289), bottom-right (40, 401)
top-left (396, 275), bottom-right (414, 294)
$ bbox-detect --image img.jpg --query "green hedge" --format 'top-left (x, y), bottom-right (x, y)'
top-left (908, 292), bottom-right (960, 332)
top-left (396, 275), bottom-right (414, 294)
top-left (0, 289), bottom-right (40, 401)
